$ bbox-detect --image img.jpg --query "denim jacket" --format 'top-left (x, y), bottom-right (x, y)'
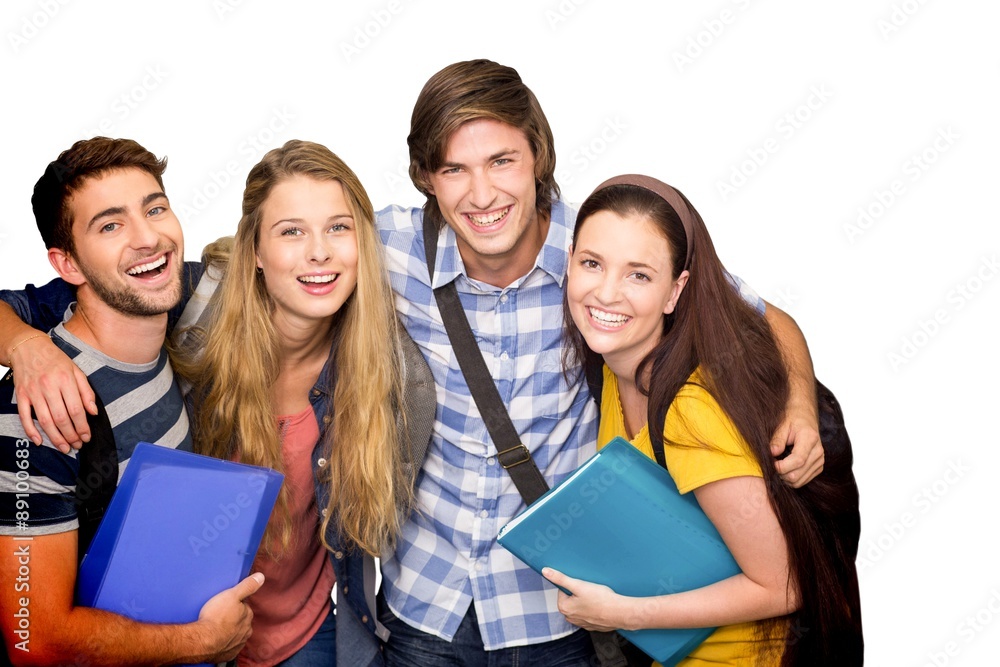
top-left (309, 327), bottom-right (434, 667)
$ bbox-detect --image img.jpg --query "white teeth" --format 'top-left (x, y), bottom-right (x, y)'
top-left (299, 274), bottom-right (336, 284)
top-left (126, 255), bottom-right (167, 275)
top-left (589, 307), bottom-right (629, 325)
top-left (468, 207), bottom-right (510, 226)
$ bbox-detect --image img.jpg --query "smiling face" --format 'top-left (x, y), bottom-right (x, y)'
top-left (425, 118), bottom-right (548, 287)
top-left (57, 167), bottom-right (184, 317)
top-left (254, 175), bottom-right (359, 332)
top-left (567, 209), bottom-right (689, 374)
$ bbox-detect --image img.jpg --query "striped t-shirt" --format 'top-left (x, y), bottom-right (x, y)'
top-left (0, 322), bottom-right (192, 536)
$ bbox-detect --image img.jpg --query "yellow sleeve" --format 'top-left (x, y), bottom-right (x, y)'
top-left (662, 381), bottom-right (763, 494)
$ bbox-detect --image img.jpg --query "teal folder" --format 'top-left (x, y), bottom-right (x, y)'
top-left (497, 437), bottom-right (741, 666)
top-left (77, 442), bottom-right (282, 663)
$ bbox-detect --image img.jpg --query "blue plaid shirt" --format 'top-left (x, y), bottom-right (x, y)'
top-left (376, 200), bottom-right (763, 650)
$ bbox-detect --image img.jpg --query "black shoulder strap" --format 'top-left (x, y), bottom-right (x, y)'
top-left (74, 388), bottom-right (118, 565)
top-left (422, 212), bottom-right (548, 505)
top-left (421, 213), bottom-right (630, 667)
top-left (585, 353), bottom-right (604, 408)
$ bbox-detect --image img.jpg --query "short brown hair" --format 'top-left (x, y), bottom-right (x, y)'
top-left (32, 137), bottom-right (167, 251)
top-left (407, 59), bottom-right (559, 223)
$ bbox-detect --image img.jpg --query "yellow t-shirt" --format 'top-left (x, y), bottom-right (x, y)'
top-left (597, 366), bottom-right (784, 667)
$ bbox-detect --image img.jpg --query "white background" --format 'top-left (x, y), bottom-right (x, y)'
top-left (2, 1), bottom-right (998, 664)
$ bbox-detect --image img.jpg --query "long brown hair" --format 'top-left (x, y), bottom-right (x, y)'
top-left (564, 182), bottom-right (862, 665)
top-left (172, 140), bottom-right (410, 556)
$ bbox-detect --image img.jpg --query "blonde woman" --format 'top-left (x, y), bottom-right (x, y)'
top-left (2, 141), bottom-right (434, 667)
top-left (171, 140), bottom-right (433, 667)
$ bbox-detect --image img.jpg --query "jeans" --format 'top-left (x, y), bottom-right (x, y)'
top-left (380, 599), bottom-right (596, 667)
top-left (274, 607), bottom-right (336, 667)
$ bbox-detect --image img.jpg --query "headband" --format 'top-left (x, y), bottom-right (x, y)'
top-left (588, 174), bottom-right (694, 272)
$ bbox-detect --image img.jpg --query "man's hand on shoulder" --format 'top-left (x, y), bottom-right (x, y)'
top-left (771, 404), bottom-right (824, 488)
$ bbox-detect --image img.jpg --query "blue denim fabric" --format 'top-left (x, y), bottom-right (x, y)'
top-left (274, 608), bottom-right (336, 667)
top-left (379, 599), bottom-right (595, 667)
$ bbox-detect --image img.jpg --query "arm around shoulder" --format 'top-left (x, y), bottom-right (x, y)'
top-left (0, 301), bottom-right (96, 452)
top-left (762, 300), bottom-right (824, 487)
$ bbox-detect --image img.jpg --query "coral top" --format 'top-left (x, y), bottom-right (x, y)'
top-left (239, 407), bottom-right (336, 667)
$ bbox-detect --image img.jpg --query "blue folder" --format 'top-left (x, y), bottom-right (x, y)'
top-left (77, 443), bottom-right (282, 657)
top-left (497, 437), bottom-right (741, 666)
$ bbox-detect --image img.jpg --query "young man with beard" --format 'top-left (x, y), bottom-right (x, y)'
top-left (0, 138), bottom-right (262, 666)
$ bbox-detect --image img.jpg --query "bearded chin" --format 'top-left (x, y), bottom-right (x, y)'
top-left (81, 266), bottom-right (182, 318)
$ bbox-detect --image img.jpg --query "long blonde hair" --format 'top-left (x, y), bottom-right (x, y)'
top-left (172, 140), bottom-right (411, 556)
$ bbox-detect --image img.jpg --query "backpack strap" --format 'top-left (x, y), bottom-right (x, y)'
top-left (73, 387), bottom-right (118, 565)
top-left (585, 353), bottom-right (604, 409)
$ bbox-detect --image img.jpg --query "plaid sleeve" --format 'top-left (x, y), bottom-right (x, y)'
top-left (725, 271), bottom-right (765, 315)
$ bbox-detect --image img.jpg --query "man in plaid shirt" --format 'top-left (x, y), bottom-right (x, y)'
top-left (374, 59), bottom-right (825, 666)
